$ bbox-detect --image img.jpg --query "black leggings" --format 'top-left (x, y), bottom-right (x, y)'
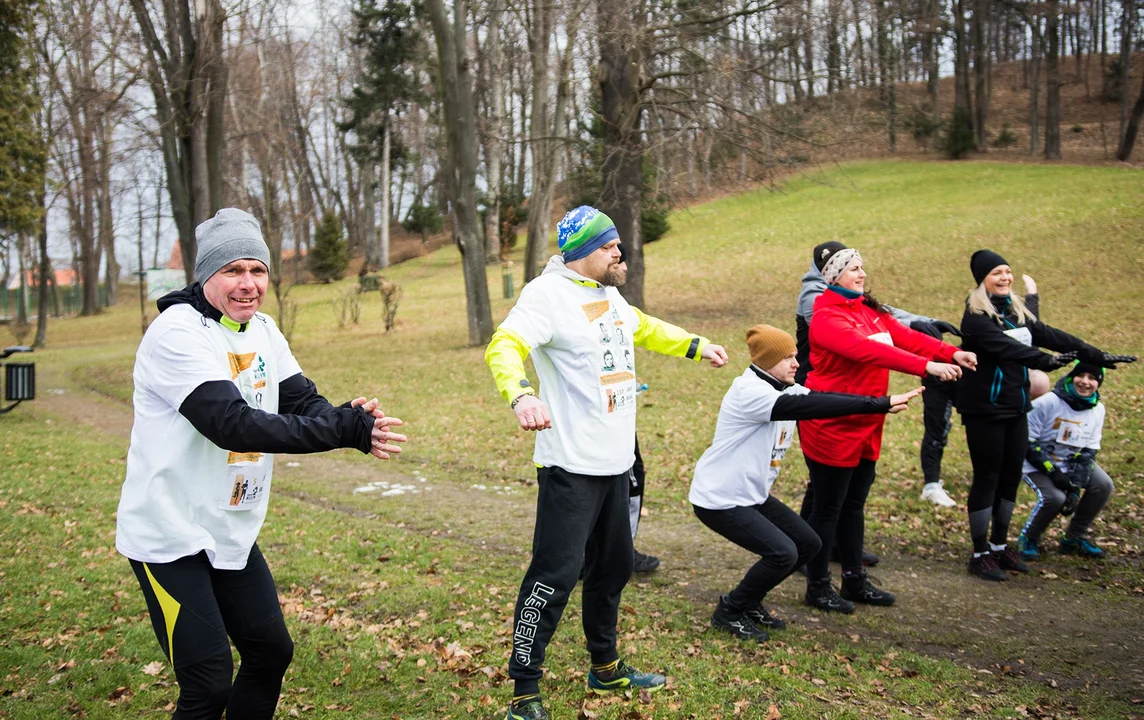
top-left (694, 496), bottom-right (821, 609)
top-left (130, 544), bottom-right (293, 719)
top-left (963, 414), bottom-right (1028, 553)
top-left (803, 457), bottom-right (878, 581)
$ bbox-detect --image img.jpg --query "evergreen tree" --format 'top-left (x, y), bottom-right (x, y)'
top-left (0, 0), bottom-right (45, 240)
top-left (940, 107), bottom-right (976, 160)
top-left (342, 0), bottom-right (420, 161)
top-left (310, 211), bottom-right (349, 283)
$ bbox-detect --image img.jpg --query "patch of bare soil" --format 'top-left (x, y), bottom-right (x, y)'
top-left (41, 371), bottom-right (1144, 706)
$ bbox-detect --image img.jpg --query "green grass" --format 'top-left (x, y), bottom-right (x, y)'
top-left (5, 159), bottom-right (1144, 718)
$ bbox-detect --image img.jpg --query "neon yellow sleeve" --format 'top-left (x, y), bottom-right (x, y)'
top-left (631, 306), bottom-right (709, 362)
top-left (484, 327), bottom-right (537, 403)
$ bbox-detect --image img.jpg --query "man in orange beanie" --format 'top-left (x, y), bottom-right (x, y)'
top-left (689, 325), bottom-right (923, 639)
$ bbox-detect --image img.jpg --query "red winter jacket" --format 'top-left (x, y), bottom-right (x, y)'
top-left (801, 289), bottom-right (958, 467)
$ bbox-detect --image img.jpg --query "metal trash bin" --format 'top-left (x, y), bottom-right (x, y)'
top-left (5, 362), bottom-right (35, 402)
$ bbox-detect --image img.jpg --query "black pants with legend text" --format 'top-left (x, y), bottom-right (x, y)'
top-left (509, 465), bottom-right (634, 696)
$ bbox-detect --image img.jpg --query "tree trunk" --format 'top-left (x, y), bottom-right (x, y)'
top-left (598, 0), bottom-right (645, 308)
top-left (973, 0), bottom-right (990, 151)
top-left (483, 0), bottom-right (504, 263)
top-left (380, 122), bottom-right (391, 268)
top-left (523, 0), bottom-right (553, 282)
top-left (425, 0), bottom-right (493, 346)
top-left (953, 0), bottom-right (973, 120)
top-left (97, 118), bottom-right (118, 306)
top-left (362, 160), bottom-right (379, 268)
top-left (1117, 0), bottom-right (1134, 145)
top-left (1029, 17), bottom-right (1042, 154)
top-left (1045, 0), bottom-right (1062, 159)
top-left (34, 183), bottom-right (50, 347)
top-left (1116, 68), bottom-right (1144, 160)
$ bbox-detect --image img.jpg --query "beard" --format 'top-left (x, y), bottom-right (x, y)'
top-left (601, 263), bottom-right (628, 287)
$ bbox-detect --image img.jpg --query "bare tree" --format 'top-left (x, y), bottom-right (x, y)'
top-left (424, 0), bottom-right (493, 345)
top-left (129, 0), bottom-right (229, 282)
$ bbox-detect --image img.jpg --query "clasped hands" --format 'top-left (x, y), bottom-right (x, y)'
top-left (350, 397), bottom-right (407, 460)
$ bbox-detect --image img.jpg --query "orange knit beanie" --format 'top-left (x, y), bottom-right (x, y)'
top-left (745, 324), bottom-right (797, 370)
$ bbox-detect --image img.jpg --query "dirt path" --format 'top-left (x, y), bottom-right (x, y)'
top-left (33, 365), bottom-right (1144, 705)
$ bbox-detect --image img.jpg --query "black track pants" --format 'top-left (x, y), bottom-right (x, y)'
top-left (130, 544), bottom-right (294, 720)
top-left (693, 497), bottom-right (821, 609)
top-left (964, 414), bottom-right (1028, 552)
top-left (920, 376), bottom-right (956, 486)
top-left (803, 457), bottom-right (878, 580)
top-left (509, 466), bottom-right (634, 696)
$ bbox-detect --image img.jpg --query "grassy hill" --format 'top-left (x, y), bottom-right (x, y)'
top-left (3, 160), bottom-right (1143, 719)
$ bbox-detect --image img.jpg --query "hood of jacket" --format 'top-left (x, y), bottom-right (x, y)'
top-left (156, 282), bottom-right (224, 322)
top-left (541, 254), bottom-right (604, 287)
top-left (1052, 374), bottom-right (1100, 411)
top-left (798, 259), bottom-right (827, 321)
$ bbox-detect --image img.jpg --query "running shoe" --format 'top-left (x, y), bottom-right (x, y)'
top-left (506, 699), bottom-right (548, 719)
top-left (1059, 535), bottom-right (1105, 558)
top-left (967, 552), bottom-right (1007, 582)
top-left (587, 660), bottom-right (666, 695)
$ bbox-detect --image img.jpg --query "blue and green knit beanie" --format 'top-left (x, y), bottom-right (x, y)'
top-left (557, 206), bottom-right (619, 262)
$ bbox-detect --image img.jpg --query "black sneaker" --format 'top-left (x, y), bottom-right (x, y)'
top-left (633, 549), bottom-right (661, 574)
top-left (745, 602), bottom-right (787, 631)
top-left (840, 572), bottom-right (896, 606)
top-left (995, 547), bottom-right (1030, 573)
top-left (967, 552), bottom-right (1008, 582)
top-left (711, 595), bottom-right (768, 642)
top-left (805, 578), bottom-right (856, 614)
top-left (828, 547), bottom-right (881, 567)
top-left (507, 699), bottom-right (549, 719)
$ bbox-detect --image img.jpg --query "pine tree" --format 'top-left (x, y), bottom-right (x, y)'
top-left (0, 0), bottom-right (45, 239)
top-left (310, 211), bottom-right (349, 283)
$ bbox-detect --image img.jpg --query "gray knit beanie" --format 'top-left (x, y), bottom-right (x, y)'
top-left (194, 208), bottom-right (272, 282)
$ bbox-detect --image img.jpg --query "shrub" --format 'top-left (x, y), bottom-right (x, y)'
top-left (403, 202), bottom-right (443, 244)
top-left (993, 123), bottom-right (1018, 149)
top-left (939, 107), bottom-right (975, 159)
top-left (309, 210), bottom-right (349, 283)
top-left (380, 280), bottom-right (402, 332)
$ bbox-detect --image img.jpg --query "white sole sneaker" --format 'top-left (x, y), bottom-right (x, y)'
top-left (921, 483), bottom-right (957, 507)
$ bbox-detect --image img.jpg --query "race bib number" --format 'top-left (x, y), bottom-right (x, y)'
top-left (1053, 418), bottom-right (1089, 446)
top-left (867, 332), bottom-right (894, 346)
top-left (1003, 326), bottom-right (1033, 347)
top-left (770, 422), bottom-right (795, 468)
top-left (601, 375), bottom-right (637, 418)
top-left (220, 453), bottom-right (270, 511)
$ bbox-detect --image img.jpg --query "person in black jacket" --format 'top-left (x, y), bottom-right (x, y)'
top-left (116, 209), bottom-right (407, 719)
top-left (955, 249), bottom-right (1135, 582)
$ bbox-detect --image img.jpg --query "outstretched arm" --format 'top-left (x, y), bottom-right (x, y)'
top-left (485, 327), bottom-right (536, 403)
top-left (632, 307), bottom-right (717, 363)
top-left (768, 387), bottom-right (923, 421)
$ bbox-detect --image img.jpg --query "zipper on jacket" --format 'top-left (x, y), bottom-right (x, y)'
top-left (989, 366), bottom-right (1003, 404)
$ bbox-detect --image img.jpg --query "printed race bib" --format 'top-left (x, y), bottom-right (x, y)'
top-left (1053, 417), bottom-right (1089, 446)
top-left (1003, 326), bottom-right (1033, 347)
top-left (770, 421), bottom-right (795, 468)
top-left (600, 372), bottom-right (637, 418)
top-left (867, 332), bottom-right (894, 346)
top-left (219, 452), bottom-right (270, 511)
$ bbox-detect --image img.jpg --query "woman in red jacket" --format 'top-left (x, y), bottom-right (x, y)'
top-left (801, 245), bottom-right (976, 613)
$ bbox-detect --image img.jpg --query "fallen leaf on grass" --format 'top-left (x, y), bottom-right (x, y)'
top-left (141, 661), bottom-right (164, 676)
top-left (766, 704), bottom-right (782, 720)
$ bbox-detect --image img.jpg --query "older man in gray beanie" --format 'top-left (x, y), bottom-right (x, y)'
top-left (115, 208), bottom-right (406, 719)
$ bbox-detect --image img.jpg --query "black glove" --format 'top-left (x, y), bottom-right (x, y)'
top-left (1044, 351), bottom-right (1078, 370)
top-left (1099, 352), bottom-right (1137, 368)
top-left (1060, 485), bottom-right (1082, 517)
top-left (1048, 468), bottom-right (1071, 491)
top-left (933, 320), bottom-right (962, 337)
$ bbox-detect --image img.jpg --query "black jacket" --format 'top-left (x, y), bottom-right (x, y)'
top-left (157, 284), bottom-right (374, 455)
top-left (955, 295), bottom-right (1102, 420)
